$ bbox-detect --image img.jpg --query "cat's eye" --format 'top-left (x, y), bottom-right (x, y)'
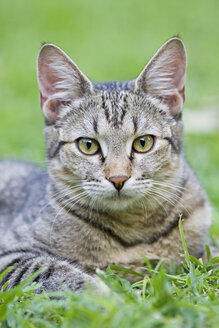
top-left (77, 138), bottom-right (100, 155)
top-left (132, 135), bottom-right (154, 153)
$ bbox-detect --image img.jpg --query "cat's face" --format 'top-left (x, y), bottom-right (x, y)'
top-left (38, 38), bottom-right (186, 211)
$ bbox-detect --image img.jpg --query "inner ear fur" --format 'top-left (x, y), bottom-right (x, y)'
top-left (37, 43), bottom-right (93, 124)
top-left (134, 37), bottom-right (187, 116)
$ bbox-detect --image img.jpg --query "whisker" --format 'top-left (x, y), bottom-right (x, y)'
top-left (150, 187), bottom-right (190, 215)
top-left (52, 187), bottom-right (84, 200)
top-left (49, 191), bottom-right (89, 246)
top-left (151, 187), bottom-right (180, 205)
top-left (151, 186), bottom-right (183, 201)
top-left (58, 191), bottom-right (88, 207)
top-left (146, 191), bottom-right (169, 215)
top-left (153, 181), bottom-right (187, 191)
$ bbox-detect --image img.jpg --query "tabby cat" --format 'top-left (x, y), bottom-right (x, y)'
top-left (0, 37), bottom-right (211, 292)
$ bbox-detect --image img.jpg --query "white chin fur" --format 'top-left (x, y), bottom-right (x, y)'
top-left (91, 192), bottom-right (145, 211)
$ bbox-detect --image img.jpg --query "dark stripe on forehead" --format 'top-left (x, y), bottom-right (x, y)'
top-left (102, 92), bottom-right (129, 128)
top-left (92, 117), bottom-right (98, 134)
top-left (102, 94), bottom-right (110, 122)
top-left (101, 93), bottom-right (106, 109)
top-left (111, 108), bottom-right (119, 127)
top-left (132, 116), bottom-right (138, 133)
top-left (119, 93), bottom-right (129, 125)
top-left (120, 108), bottom-right (126, 123)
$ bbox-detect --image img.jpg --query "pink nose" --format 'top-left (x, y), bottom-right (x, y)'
top-left (108, 175), bottom-right (129, 191)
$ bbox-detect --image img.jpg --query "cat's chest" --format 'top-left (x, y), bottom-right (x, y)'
top-left (47, 214), bottom-right (183, 274)
top-left (44, 204), bottom-right (185, 278)
top-left (51, 224), bottom-right (182, 277)
top-left (76, 239), bottom-right (180, 283)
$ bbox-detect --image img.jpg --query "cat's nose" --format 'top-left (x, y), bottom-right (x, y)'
top-left (108, 175), bottom-right (129, 191)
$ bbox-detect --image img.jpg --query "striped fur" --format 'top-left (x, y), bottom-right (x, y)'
top-left (0, 38), bottom-right (212, 291)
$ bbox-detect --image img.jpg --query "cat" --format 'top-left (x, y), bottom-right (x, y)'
top-left (0, 37), bottom-right (212, 292)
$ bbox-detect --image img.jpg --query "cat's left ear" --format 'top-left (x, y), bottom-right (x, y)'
top-left (37, 43), bottom-right (93, 124)
top-left (134, 37), bottom-right (187, 116)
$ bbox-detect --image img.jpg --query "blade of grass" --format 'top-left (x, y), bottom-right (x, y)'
top-left (109, 265), bottom-right (144, 278)
top-left (178, 216), bottom-right (191, 268)
top-left (205, 243), bottom-right (211, 262)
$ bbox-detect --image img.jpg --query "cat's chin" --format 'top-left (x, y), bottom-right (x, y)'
top-left (92, 193), bottom-right (145, 212)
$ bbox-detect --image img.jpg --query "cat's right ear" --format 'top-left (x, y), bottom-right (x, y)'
top-left (37, 44), bottom-right (93, 124)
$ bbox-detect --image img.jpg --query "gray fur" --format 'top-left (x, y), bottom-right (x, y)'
top-left (0, 38), bottom-right (212, 291)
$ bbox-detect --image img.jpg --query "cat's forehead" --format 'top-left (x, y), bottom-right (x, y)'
top-left (60, 91), bottom-right (173, 139)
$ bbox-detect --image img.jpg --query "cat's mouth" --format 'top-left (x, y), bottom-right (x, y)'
top-left (91, 188), bottom-right (145, 211)
top-left (82, 179), bottom-right (148, 210)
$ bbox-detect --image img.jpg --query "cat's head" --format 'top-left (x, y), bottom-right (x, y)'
top-left (37, 37), bottom-right (186, 211)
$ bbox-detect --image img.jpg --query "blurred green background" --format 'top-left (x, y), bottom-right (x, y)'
top-left (0, 0), bottom-right (218, 238)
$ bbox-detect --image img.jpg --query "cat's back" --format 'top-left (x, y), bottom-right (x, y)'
top-left (0, 160), bottom-right (48, 228)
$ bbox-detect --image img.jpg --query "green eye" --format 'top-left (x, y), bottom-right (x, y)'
top-left (77, 138), bottom-right (100, 155)
top-left (132, 135), bottom-right (154, 153)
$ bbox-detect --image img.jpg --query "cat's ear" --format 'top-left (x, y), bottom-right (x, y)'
top-left (37, 44), bottom-right (93, 123)
top-left (134, 37), bottom-right (187, 116)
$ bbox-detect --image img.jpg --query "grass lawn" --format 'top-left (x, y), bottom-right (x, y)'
top-left (0, 223), bottom-right (218, 328)
top-left (0, 0), bottom-right (218, 327)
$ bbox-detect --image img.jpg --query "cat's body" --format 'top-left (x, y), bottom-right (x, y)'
top-left (0, 38), bottom-right (212, 291)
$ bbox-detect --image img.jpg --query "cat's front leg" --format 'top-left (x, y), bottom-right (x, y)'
top-left (0, 250), bottom-right (96, 292)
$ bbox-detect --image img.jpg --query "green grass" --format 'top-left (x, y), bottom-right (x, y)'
top-left (0, 0), bottom-right (218, 326)
top-left (0, 222), bottom-right (218, 328)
